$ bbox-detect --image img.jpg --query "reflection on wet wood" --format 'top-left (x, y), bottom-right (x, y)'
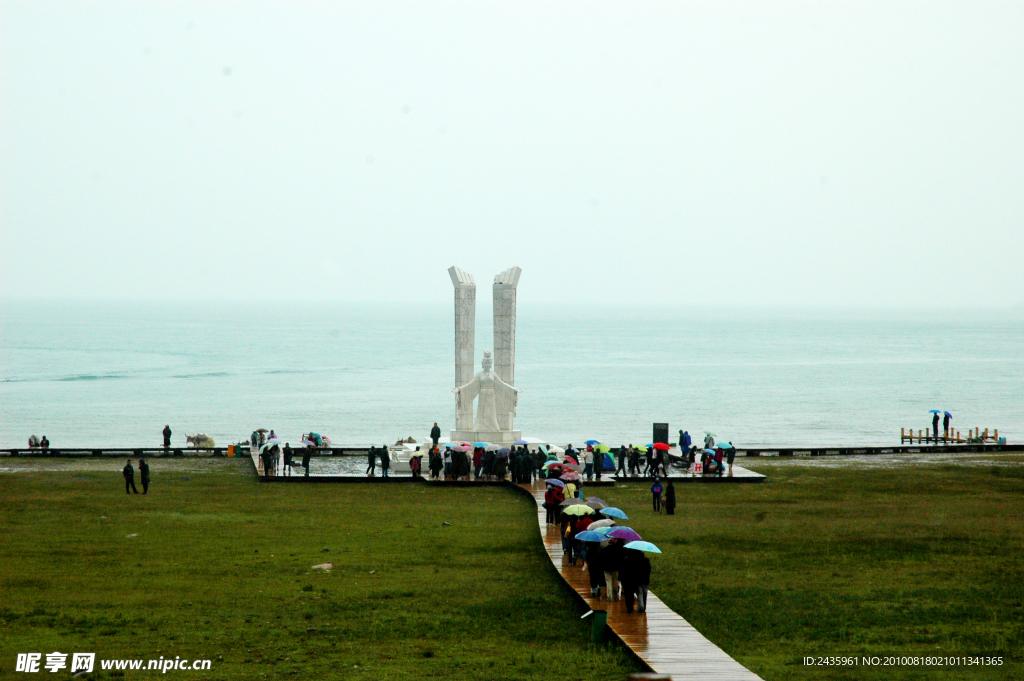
top-left (522, 480), bottom-right (763, 680)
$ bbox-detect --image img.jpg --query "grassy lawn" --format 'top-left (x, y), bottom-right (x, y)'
top-left (598, 458), bottom-right (1024, 681)
top-left (0, 459), bottom-right (642, 680)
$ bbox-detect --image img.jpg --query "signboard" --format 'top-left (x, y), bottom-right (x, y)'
top-left (653, 423), bottom-right (668, 445)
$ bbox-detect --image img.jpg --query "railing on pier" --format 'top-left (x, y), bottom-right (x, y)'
top-left (900, 427), bottom-right (1003, 445)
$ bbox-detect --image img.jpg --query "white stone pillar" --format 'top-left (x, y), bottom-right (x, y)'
top-left (492, 266), bottom-right (521, 431)
top-left (448, 266), bottom-right (476, 431)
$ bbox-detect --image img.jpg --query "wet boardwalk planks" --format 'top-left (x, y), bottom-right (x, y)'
top-left (522, 480), bottom-right (763, 680)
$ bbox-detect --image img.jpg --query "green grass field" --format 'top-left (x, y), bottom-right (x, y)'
top-left (0, 459), bottom-right (641, 680)
top-left (598, 458), bottom-right (1024, 680)
top-left (2, 456), bottom-right (1022, 680)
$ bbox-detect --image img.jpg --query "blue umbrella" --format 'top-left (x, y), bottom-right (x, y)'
top-left (645, 443), bottom-right (654, 448)
top-left (472, 442), bottom-right (490, 448)
top-left (944, 412), bottom-right (953, 418)
top-left (929, 410), bottom-right (942, 414)
top-left (705, 448), bottom-right (717, 454)
top-left (576, 530), bottom-right (605, 543)
top-left (585, 439), bottom-right (601, 446)
top-left (600, 507), bottom-right (628, 520)
top-left (624, 540), bottom-right (662, 554)
top-left (442, 442), bottom-right (456, 448)
top-left (514, 440), bottom-right (529, 445)
top-left (546, 478), bottom-right (565, 488)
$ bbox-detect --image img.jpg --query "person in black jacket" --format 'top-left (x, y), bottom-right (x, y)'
top-left (283, 443), bottom-right (293, 477)
top-left (585, 539), bottom-right (604, 596)
top-left (366, 446), bottom-right (377, 477)
top-left (430, 422), bottom-right (441, 448)
top-left (139, 457), bottom-right (150, 494)
top-left (616, 445), bottom-right (627, 476)
top-left (598, 539), bottom-right (625, 601)
top-left (379, 445), bottom-right (390, 478)
top-left (302, 448), bottom-right (311, 477)
top-left (665, 480), bottom-right (676, 515)
top-left (162, 425), bottom-right (172, 448)
top-left (123, 459), bottom-right (138, 494)
top-left (620, 548), bottom-right (651, 613)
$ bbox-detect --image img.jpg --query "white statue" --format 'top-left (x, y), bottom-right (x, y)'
top-left (453, 351), bottom-right (521, 432)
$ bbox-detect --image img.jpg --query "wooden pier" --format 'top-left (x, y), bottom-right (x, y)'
top-left (518, 478), bottom-right (763, 680)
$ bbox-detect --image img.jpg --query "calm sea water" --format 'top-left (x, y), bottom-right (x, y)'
top-left (1, 301), bottom-right (1021, 449)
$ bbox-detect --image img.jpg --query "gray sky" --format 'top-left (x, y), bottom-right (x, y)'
top-left (2, 1), bottom-right (1022, 307)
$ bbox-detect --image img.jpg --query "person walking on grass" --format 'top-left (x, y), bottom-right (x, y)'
top-left (651, 477), bottom-right (663, 513)
top-left (139, 457), bottom-right (150, 495)
top-left (665, 480), bottom-right (676, 515)
top-left (366, 446), bottom-right (377, 477)
top-left (162, 424), bottom-right (172, 448)
top-left (380, 444), bottom-right (390, 478)
top-left (123, 459), bottom-right (138, 494)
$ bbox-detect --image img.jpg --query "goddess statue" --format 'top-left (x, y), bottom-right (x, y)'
top-left (453, 351), bottom-right (521, 432)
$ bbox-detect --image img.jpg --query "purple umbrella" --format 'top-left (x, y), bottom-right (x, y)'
top-left (608, 527), bottom-right (643, 542)
top-left (545, 478), bottom-right (565, 488)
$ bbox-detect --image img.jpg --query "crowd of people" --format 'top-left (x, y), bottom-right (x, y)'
top-left (423, 444), bottom-right (540, 481)
top-left (543, 481), bottom-right (653, 615)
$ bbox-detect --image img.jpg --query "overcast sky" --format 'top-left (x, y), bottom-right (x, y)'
top-left (2, 2), bottom-right (1022, 307)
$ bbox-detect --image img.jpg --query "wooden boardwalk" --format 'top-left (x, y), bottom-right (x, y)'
top-left (521, 479), bottom-right (763, 680)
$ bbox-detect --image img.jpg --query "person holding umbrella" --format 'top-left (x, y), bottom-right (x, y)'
top-left (598, 538), bottom-right (625, 601)
top-left (544, 484), bottom-right (557, 525)
top-left (620, 547), bottom-right (652, 614)
top-left (932, 411), bottom-right (940, 441)
top-left (943, 412), bottom-right (952, 440)
top-left (583, 445), bottom-right (594, 481)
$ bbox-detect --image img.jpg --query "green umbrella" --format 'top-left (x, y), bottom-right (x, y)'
top-left (563, 504), bottom-right (595, 516)
top-left (704, 430), bottom-right (717, 437)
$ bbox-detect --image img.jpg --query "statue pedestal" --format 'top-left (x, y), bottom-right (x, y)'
top-left (450, 430), bottom-right (522, 445)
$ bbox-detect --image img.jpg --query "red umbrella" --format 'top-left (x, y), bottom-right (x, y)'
top-left (564, 455), bottom-right (578, 465)
top-left (560, 471), bottom-right (582, 482)
top-left (653, 442), bottom-right (670, 451)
